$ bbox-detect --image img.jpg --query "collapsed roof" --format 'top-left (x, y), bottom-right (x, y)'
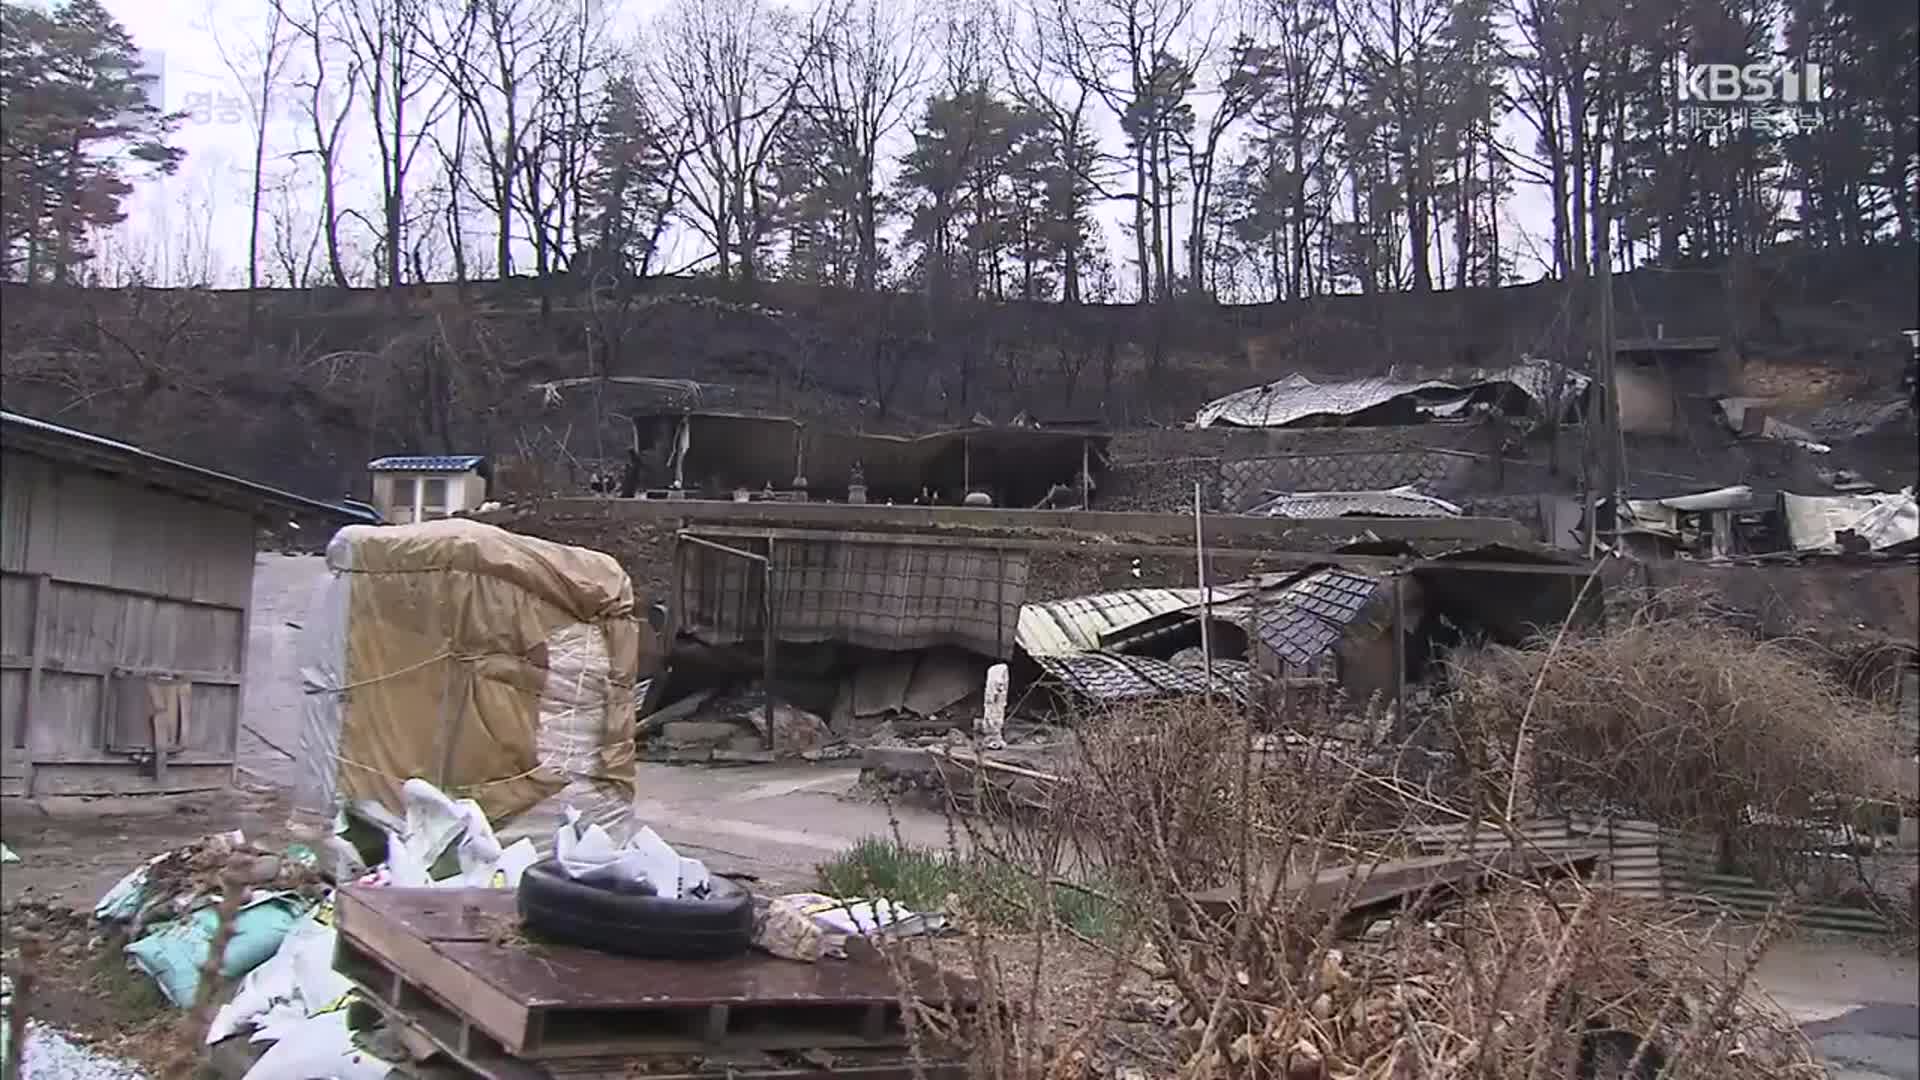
top-left (1195, 359), bottom-right (1590, 429)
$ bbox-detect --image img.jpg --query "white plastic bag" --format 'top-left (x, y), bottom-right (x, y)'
top-left (553, 807), bottom-right (709, 897)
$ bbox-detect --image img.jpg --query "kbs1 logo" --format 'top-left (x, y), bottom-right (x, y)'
top-left (1674, 57), bottom-right (1826, 106)
top-left (1673, 56), bottom-right (1828, 141)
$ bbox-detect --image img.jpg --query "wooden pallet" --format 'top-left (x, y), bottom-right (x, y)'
top-left (355, 989), bottom-right (966, 1080)
top-left (335, 887), bottom-right (975, 1063)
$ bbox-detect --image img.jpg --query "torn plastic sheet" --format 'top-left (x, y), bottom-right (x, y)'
top-left (350, 778), bottom-right (538, 889)
top-left (240, 1010), bottom-right (391, 1080)
top-left (375, 778), bottom-right (537, 888)
top-left (553, 806), bottom-right (709, 898)
top-left (781, 893), bottom-right (948, 938)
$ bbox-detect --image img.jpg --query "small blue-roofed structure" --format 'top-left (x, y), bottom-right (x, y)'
top-left (367, 454), bottom-right (490, 523)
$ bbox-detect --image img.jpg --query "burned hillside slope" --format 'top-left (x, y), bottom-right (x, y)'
top-left (0, 245), bottom-right (1912, 499)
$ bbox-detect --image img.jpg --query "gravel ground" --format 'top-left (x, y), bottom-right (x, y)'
top-left (18, 1023), bottom-right (148, 1080)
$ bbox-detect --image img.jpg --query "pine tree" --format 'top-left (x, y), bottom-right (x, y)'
top-left (0, 0), bottom-right (181, 283)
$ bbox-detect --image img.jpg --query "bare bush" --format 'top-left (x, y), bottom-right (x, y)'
top-left (1446, 605), bottom-right (1906, 842)
top-left (879, 695), bottom-right (1830, 1079)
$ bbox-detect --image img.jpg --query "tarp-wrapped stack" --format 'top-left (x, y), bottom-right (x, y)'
top-left (294, 520), bottom-right (655, 846)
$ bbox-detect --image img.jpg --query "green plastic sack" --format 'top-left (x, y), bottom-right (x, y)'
top-left (125, 896), bottom-right (308, 1008)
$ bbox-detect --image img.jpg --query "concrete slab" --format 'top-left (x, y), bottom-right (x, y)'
top-left (238, 553), bottom-right (330, 790)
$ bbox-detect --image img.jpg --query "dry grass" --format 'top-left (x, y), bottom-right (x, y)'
top-left (1447, 605), bottom-right (1907, 841)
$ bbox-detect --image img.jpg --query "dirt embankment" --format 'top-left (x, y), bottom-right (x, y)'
top-left (2, 245), bottom-right (1912, 501)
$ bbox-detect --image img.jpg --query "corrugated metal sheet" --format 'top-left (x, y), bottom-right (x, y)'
top-left (1247, 487), bottom-right (1462, 519)
top-left (1017, 588), bottom-right (1207, 656)
top-left (1195, 359), bottom-right (1589, 429)
top-left (679, 534), bottom-right (1029, 658)
top-left (1409, 816), bottom-right (1893, 932)
top-left (367, 454), bottom-right (486, 472)
top-left (1409, 815), bottom-right (1669, 900)
top-left (1782, 489), bottom-right (1919, 552)
top-left (1033, 652), bottom-right (1254, 705)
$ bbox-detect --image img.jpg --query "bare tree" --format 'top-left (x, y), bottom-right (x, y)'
top-left (1180, 15), bottom-right (1272, 297)
top-left (998, 0), bottom-right (1105, 303)
top-left (1044, 0), bottom-right (1199, 302)
top-left (419, 0), bottom-right (547, 278)
top-left (340, 0), bottom-right (451, 289)
top-left (793, 0), bottom-right (925, 290)
top-left (266, 174), bottom-right (323, 286)
top-left (524, 0), bottom-right (613, 277)
top-left (645, 0), bottom-right (827, 282)
top-left (274, 0), bottom-right (361, 286)
top-left (210, 2), bottom-right (294, 307)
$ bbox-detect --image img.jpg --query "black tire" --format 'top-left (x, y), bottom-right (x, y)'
top-left (516, 858), bottom-right (755, 959)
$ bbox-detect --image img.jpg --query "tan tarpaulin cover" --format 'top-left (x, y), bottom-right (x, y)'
top-left (326, 519), bottom-right (642, 824)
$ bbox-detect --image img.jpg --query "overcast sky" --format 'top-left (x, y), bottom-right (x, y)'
top-left (96, 0), bottom-right (1559, 292)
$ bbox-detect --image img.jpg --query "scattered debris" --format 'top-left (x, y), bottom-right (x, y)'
top-left (646, 686), bottom-right (831, 760)
top-left (780, 893), bottom-right (948, 938)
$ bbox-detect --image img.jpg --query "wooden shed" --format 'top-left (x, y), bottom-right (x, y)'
top-left (1, 411), bottom-right (375, 797)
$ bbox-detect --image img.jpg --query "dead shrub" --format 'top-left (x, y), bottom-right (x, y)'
top-left (885, 693), bottom-right (1832, 1080)
top-left (1446, 605), bottom-right (1906, 845)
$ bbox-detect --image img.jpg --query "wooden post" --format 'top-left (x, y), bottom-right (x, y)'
top-left (762, 536), bottom-right (778, 751)
top-left (229, 558), bottom-right (254, 788)
top-left (1390, 574), bottom-right (1408, 740)
top-left (149, 682), bottom-right (170, 788)
top-left (20, 573), bottom-right (50, 796)
top-left (1080, 439), bottom-right (1091, 509)
top-left (1195, 483), bottom-right (1213, 703)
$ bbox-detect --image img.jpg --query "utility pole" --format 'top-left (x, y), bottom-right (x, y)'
top-left (1588, 240), bottom-right (1622, 555)
top-left (1589, 253), bottom-right (1620, 545)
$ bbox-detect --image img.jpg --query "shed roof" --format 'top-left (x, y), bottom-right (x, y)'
top-left (368, 454), bottom-right (487, 472)
top-left (2, 410), bottom-right (377, 524)
top-left (1247, 487), bottom-right (1463, 519)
